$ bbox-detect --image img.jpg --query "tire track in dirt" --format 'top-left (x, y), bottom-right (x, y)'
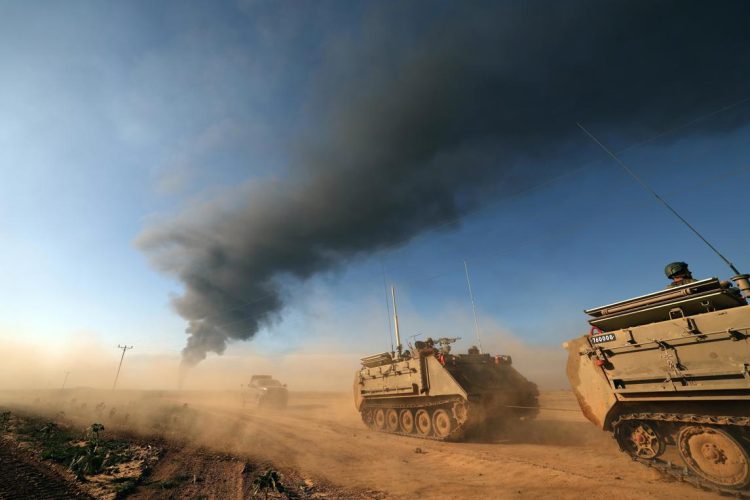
top-left (187, 397), bottom-right (719, 500)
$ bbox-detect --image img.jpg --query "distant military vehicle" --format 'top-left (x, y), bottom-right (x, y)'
top-left (354, 288), bottom-right (539, 441)
top-left (565, 273), bottom-right (750, 494)
top-left (242, 375), bottom-right (288, 409)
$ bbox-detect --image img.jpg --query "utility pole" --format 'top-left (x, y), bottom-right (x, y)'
top-left (61, 371), bottom-right (71, 391)
top-left (112, 345), bottom-right (134, 390)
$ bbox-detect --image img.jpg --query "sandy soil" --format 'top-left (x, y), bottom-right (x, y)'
top-left (0, 390), bottom-right (719, 499)
top-left (150, 390), bottom-right (719, 500)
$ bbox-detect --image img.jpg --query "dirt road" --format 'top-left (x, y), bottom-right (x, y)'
top-left (181, 391), bottom-right (717, 500)
top-left (0, 390), bottom-right (720, 499)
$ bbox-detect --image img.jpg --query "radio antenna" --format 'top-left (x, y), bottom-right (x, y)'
top-left (381, 263), bottom-right (394, 353)
top-left (463, 260), bottom-right (484, 353)
top-left (391, 285), bottom-right (402, 356)
top-left (576, 123), bottom-right (741, 276)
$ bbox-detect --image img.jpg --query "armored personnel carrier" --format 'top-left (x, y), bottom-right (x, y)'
top-left (354, 338), bottom-right (539, 440)
top-left (565, 273), bottom-right (750, 494)
top-left (354, 329), bottom-right (539, 441)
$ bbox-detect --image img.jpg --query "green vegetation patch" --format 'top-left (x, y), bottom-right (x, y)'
top-left (13, 418), bottom-right (138, 480)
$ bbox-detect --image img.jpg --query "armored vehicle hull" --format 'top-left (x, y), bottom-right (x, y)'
top-left (354, 346), bottom-right (539, 441)
top-left (566, 277), bottom-right (750, 494)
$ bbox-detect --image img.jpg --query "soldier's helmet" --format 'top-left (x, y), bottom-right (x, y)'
top-left (665, 261), bottom-right (690, 279)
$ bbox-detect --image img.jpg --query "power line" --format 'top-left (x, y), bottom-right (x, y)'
top-left (616, 95), bottom-right (750, 156)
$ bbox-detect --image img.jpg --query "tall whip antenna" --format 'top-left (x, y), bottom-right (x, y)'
top-left (463, 260), bottom-right (484, 353)
top-left (576, 123), bottom-right (741, 276)
top-left (381, 263), bottom-right (394, 353)
top-left (391, 285), bottom-right (402, 356)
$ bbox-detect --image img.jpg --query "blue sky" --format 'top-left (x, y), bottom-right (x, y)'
top-left (2, 1), bottom-right (749, 376)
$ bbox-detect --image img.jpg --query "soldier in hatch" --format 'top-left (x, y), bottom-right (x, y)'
top-left (415, 337), bottom-right (436, 356)
top-left (665, 261), bottom-right (697, 288)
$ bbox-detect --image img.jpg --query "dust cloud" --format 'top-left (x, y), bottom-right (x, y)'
top-left (0, 337), bottom-right (360, 392)
top-left (0, 320), bottom-right (568, 393)
top-left (2, 332), bottom-right (707, 499)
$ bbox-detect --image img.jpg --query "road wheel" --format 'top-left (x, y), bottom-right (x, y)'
top-left (400, 410), bottom-right (414, 434)
top-left (415, 409), bottom-right (432, 437)
top-left (373, 409), bottom-right (386, 431)
top-left (432, 409), bottom-right (453, 438)
top-left (678, 426), bottom-right (750, 489)
top-left (452, 401), bottom-right (468, 424)
top-left (615, 420), bottom-right (664, 459)
top-left (386, 409), bottom-right (400, 433)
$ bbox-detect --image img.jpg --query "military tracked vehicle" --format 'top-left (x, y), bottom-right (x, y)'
top-left (565, 273), bottom-right (750, 494)
top-left (354, 288), bottom-right (538, 441)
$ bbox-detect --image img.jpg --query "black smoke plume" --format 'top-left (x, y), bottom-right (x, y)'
top-left (138, 1), bottom-right (750, 365)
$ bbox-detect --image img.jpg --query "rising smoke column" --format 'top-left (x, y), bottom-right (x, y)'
top-left (138, 0), bottom-right (750, 366)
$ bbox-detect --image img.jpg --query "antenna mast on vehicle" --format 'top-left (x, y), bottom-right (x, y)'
top-left (577, 123), bottom-right (750, 298)
top-left (463, 260), bottom-right (484, 353)
top-left (391, 285), bottom-right (402, 357)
